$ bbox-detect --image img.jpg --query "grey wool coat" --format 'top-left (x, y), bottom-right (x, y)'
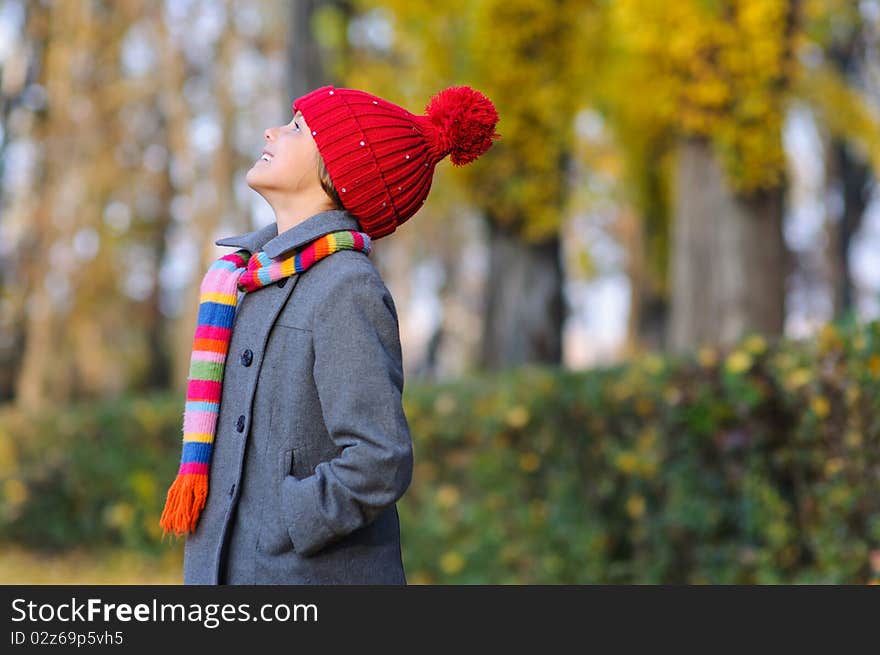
top-left (182, 208), bottom-right (414, 585)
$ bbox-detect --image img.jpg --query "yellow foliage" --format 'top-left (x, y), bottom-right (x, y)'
top-left (795, 63), bottom-right (880, 175)
top-left (349, 0), bottom-right (601, 241)
top-left (3, 478), bottom-right (28, 507)
top-left (643, 354), bottom-right (664, 375)
top-left (609, 0), bottom-right (797, 193)
top-left (142, 514), bottom-right (163, 541)
top-left (344, 0), bottom-right (880, 252)
top-left (128, 471), bottom-right (157, 503)
top-left (0, 430), bottom-right (17, 477)
top-left (440, 550), bottom-right (465, 575)
top-left (506, 405), bottom-right (530, 429)
top-left (615, 451), bottom-right (639, 474)
top-left (519, 451), bottom-right (541, 473)
top-left (409, 571), bottom-right (434, 585)
top-left (845, 430), bottom-right (862, 449)
top-left (626, 494), bottom-right (646, 519)
top-left (635, 397), bottom-right (654, 417)
top-left (824, 457), bottom-right (844, 477)
top-left (818, 323), bottom-right (844, 355)
top-left (852, 334), bottom-right (867, 352)
top-left (639, 460), bottom-right (658, 479)
top-left (743, 334), bottom-right (767, 355)
top-left (103, 502), bottom-right (134, 530)
top-left (725, 350), bottom-right (754, 374)
top-left (810, 395), bottom-right (830, 419)
top-left (636, 427), bottom-right (657, 452)
top-left (435, 484), bottom-right (461, 509)
top-left (784, 368), bottom-right (812, 391)
top-left (698, 347), bottom-right (718, 368)
top-left (433, 393), bottom-right (458, 416)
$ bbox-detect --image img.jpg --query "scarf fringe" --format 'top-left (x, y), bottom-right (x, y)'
top-left (159, 473), bottom-right (208, 538)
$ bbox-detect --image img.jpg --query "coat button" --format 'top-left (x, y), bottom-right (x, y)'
top-left (236, 414), bottom-right (246, 432)
top-left (229, 483), bottom-right (235, 497)
top-left (277, 277), bottom-right (287, 288)
top-left (240, 349), bottom-right (253, 366)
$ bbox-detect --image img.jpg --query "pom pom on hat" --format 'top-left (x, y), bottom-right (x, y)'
top-left (423, 86), bottom-right (502, 166)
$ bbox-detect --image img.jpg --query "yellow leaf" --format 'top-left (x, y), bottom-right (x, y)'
top-left (615, 451), bottom-right (639, 474)
top-left (785, 368), bottom-right (812, 390)
top-left (811, 395), bottom-right (830, 418)
top-left (743, 334), bottom-right (767, 354)
top-left (3, 478), bottom-right (28, 506)
top-left (435, 484), bottom-right (460, 509)
top-left (434, 393), bottom-right (457, 416)
top-left (644, 354), bottom-right (664, 374)
top-left (725, 350), bottom-right (753, 374)
top-left (635, 397), bottom-right (654, 416)
top-left (409, 571), bottom-right (433, 585)
top-left (699, 347), bottom-right (718, 367)
top-left (639, 460), bottom-right (658, 479)
top-left (519, 452), bottom-right (540, 473)
top-left (103, 502), bottom-right (134, 529)
top-left (440, 551), bottom-right (465, 575)
top-left (818, 323), bottom-right (843, 354)
top-left (506, 405), bottom-right (530, 429)
top-left (626, 494), bottom-right (646, 519)
top-left (845, 430), bottom-right (862, 449)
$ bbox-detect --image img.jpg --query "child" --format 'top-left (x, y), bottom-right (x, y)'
top-left (159, 84), bottom-right (501, 584)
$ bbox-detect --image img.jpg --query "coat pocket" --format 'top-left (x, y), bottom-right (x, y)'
top-left (282, 447), bottom-right (295, 480)
top-left (257, 448), bottom-right (298, 556)
top-left (284, 445), bottom-right (315, 480)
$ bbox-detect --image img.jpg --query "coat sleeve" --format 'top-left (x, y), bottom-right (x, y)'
top-left (280, 267), bottom-right (414, 557)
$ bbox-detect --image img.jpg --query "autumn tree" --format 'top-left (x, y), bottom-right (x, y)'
top-left (338, 0), bottom-right (603, 370)
top-left (607, 0), bottom-right (879, 354)
top-left (799, 0), bottom-right (879, 319)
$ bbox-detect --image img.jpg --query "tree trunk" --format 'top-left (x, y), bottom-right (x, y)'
top-left (628, 166), bottom-right (671, 355)
top-left (0, 0), bottom-right (46, 403)
top-left (669, 136), bottom-right (789, 355)
top-left (142, 109), bottom-right (174, 391)
top-left (288, 0), bottom-right (333, 98)
top-left (826, 138), bottom-right (870, 320)
top-left (825, 33), bottom-right (872, 321)
top-left (15, 1), bottom-right (77, 410)
top-left (479, 216), bottom-right (565, 369)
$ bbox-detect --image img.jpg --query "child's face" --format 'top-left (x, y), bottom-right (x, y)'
top-left (246, 109), bottom-right (323, 197)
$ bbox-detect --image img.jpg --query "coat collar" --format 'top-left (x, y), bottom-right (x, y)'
top-left (214, 209), bottom-right (362, 258)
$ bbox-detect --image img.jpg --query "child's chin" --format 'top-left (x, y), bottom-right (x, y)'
top-left (245, 167), bottom-right (264, 188)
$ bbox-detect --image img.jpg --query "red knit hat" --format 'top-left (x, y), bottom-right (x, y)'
top-left (293, 85), bottom-right (501, 240)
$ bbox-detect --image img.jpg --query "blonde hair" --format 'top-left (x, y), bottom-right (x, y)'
top-left (316, 152), bottom-right (342, 210)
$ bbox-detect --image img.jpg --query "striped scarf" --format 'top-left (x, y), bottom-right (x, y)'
top-left (159, 229), bottom-right (372, 538)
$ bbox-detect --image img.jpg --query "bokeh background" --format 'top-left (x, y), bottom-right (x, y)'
top-left (1, 0), bottom-right (879, 584)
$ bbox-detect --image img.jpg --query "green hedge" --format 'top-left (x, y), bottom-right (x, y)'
top-left (1, 317), bottom-right (879, 583)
